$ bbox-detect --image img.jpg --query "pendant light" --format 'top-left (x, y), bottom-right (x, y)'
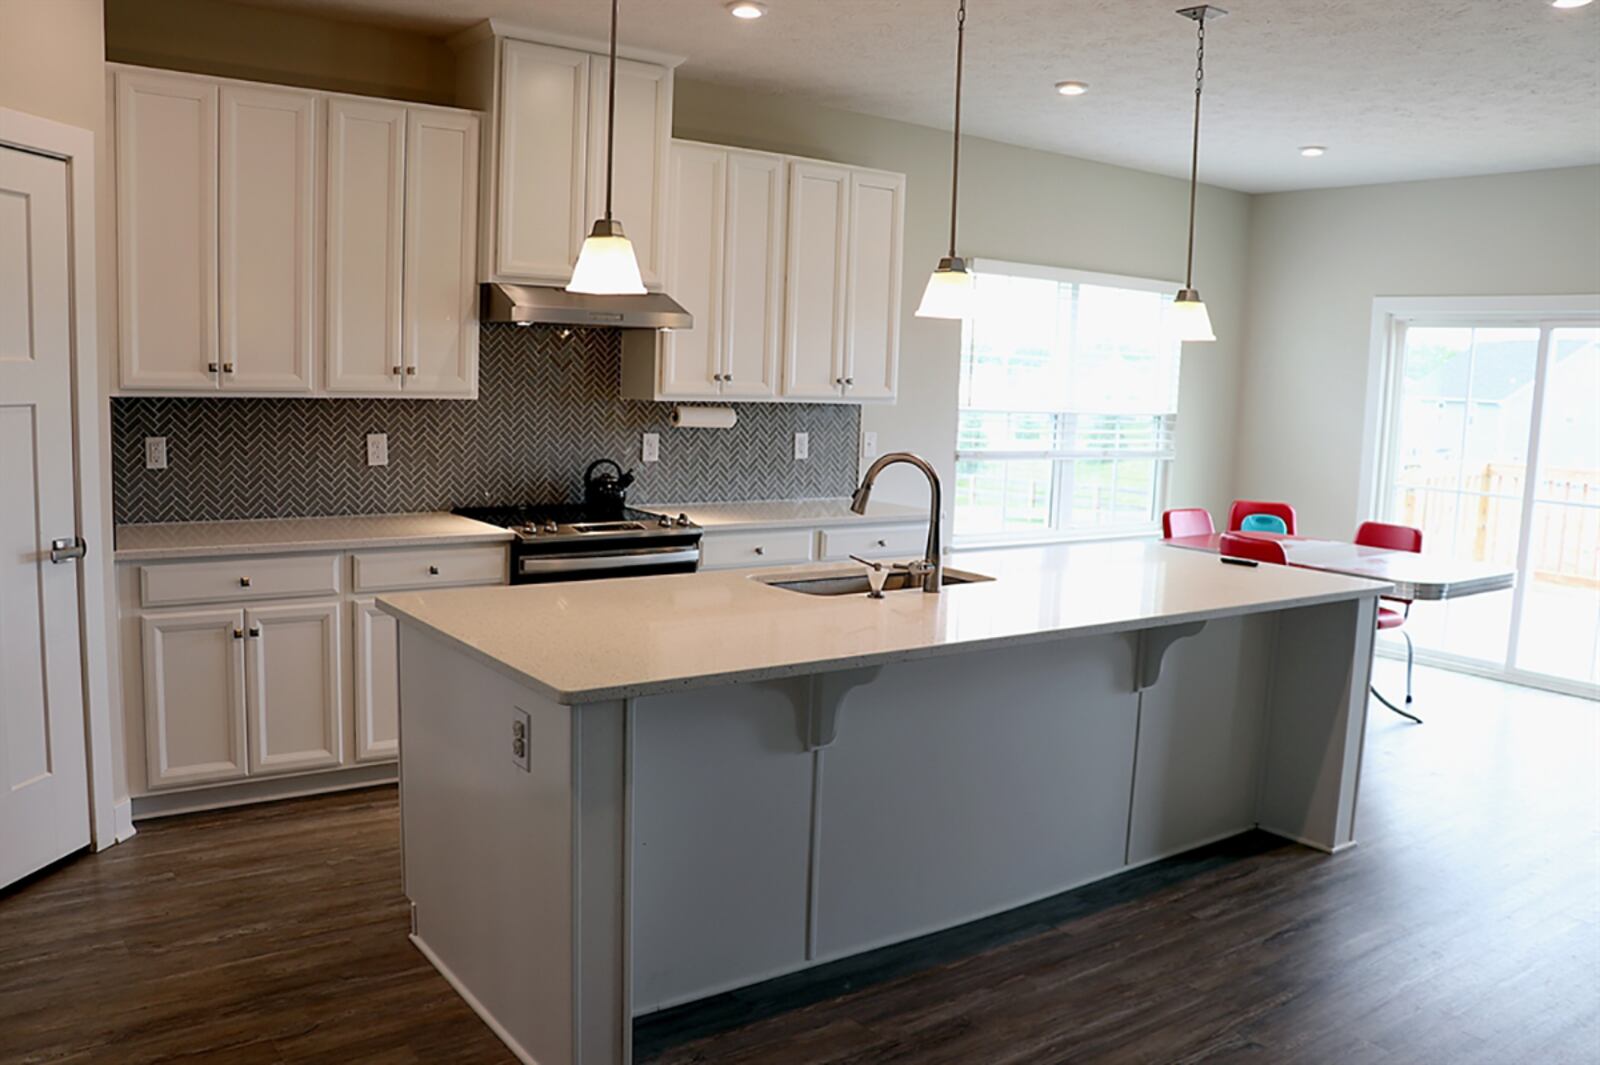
top-left (916, 0), bottom-right (973, 320)
top-left (568, 0), bottom-right (647, 295)
top-left (1169, 4), bottom-right (1224, 343)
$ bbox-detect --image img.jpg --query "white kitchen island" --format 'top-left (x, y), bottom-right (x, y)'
top-left (378, 541), bottom-right (1390, 1065)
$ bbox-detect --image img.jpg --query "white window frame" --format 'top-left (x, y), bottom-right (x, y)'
top-left (954, 259), bottom-right (1183, 548)
top-left (1365, 294), bottom-right (1600, 699)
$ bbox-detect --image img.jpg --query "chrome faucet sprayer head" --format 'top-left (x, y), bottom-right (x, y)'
top-left (849, 482), bottom-right (874, 514)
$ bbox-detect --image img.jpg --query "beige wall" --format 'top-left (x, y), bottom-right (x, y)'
top-left (1237, 166), bottom-right (1600, 536)
top-left (674, 79), bottom-right (1253, 520)
top-left (104, 0), bottom-right (455, 104)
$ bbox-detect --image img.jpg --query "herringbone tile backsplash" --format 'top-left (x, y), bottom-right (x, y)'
top-left (111, 325), bottom-right (861, 524)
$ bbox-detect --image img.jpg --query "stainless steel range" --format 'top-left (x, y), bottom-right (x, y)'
top-left (453, 503), bottom-right (701, 584)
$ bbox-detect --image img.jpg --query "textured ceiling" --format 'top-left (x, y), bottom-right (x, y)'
top-left (234, 0), bottom-right (1600, 193)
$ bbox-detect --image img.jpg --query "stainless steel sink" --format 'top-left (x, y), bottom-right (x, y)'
top-left (763, 567), bottom-right (993, 597)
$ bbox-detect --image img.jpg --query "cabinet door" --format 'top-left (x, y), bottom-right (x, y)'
top-left (721, 150), bottom-right (786, 399)
top-left (659, 142), bottom-right (725, 398)
top-left (219, 85), bottom-right (317, 392)
top-left (588, 57), bottom-right (672, 290)
top-left (352, 599), bottom-right (400, 763)
top-left (843, 169), bottom-right (904, 401)
top-left (782, 161), bottom-right (850, 399)
top-left (497, 40), bottom-right (589, 283)
top-left (403, 107), bottom-right (479, 397)
top-left (325, 98), bottom-right (405, 393)
top-left (141, 609), bottom-right (246, 789)
top-left (115, 70), bottom-right (219, 390)
top-left (244, 602), bottom-right (343, 775)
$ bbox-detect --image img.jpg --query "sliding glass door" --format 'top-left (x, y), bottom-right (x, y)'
top-left (1381, 318), bottom-right (1599, 693)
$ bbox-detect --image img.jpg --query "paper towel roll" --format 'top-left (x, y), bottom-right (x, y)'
top-left (672, 405), bottom-right (738, 429)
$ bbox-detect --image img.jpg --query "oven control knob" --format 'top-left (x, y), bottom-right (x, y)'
top-left (544, 521), bottom-right (558, 533)
top-left (658, 516), bottom-right (673, 528)
top-left (676, 513), bottom-right (691, 526)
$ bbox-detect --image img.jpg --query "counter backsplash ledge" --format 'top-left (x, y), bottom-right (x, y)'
top-left (111, 325), bottom-right (861, 525)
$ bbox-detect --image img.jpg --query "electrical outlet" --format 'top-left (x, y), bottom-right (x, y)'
top-left (511, 707), bottom-right (531, 772)
top-left (366, 433), bottom-right (388, 467)
top-left (144, 436), bottom-right (168, 470)
top-left (794, 432), bottom-right (809, 461)
top-left (862, 431), bottom-right (878, 462)
top-left (641, 432), bottom-right (660, 463)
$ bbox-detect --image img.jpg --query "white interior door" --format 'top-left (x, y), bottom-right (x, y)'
top-left (0, 145), bottom-right (91, 888)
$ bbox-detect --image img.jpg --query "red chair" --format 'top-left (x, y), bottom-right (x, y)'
top-left (1219, 532), bottom-right (1287, 565)
top-left (1357, 521), bottom-right (1424, 724)
top-left (1227, 499), bottom-right (1298, 535)
top-left (1162, 507), bottom-right (1215, 539)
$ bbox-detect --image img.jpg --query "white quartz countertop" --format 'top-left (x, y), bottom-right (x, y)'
top-left (640, 498), bottom-right (927, 530)
top-left (378, 540), bottom-right (1391, 705)
top-left (114, 512), bottom-right (514, 561)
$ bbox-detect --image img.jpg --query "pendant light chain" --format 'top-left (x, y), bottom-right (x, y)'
top-left (947, 0), bottom-right (966, 260)
top-left (1185, 13), bottom-right (1205, 290)
top-left (604, 0), bottom-right (619, 222)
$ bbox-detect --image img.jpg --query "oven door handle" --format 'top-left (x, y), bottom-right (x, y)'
top-left (518, 545), bottom-right (701, 575)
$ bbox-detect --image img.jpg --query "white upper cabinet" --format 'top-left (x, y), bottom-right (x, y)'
top-left (842, 169), bottom-right (905, 401)
top-left (782, 161), bottom-right (852, 400)
top-left (494, 40), bottom-right (590, 284)
top-left (116, 69), bottom-right (220, 390)
top-left (219, 85), bottom-right (318, 392)
top-left (325, 98), bottom-right (407, 394)
top-left (721, 150), bottom-right (786, 398)
top-left (658, 142), bottom-right (725, 397)
top-left (587, 57), bottom-right (672, 290)
top-left (403, 108), bottom-right (480, 396)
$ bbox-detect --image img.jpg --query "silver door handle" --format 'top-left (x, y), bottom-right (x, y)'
top-left (50, 537), bottom-right (87, 563)
top-left (517, 546), bottom-right (700, 575)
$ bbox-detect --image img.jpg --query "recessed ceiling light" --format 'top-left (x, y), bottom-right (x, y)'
top-left (1299, 145), bottom-right (1327, 157)
top-left (1055, 81), bottom-right (1089, 96)
top-left (1552, 0), bottom-right (1593, 9)
top-left (727, 1), bottom-right (766, 18)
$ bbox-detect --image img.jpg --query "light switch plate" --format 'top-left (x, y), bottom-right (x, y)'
top-left (641, 432), bottom-right (660, 463)
top-left (794, 432), bottom-right (809, 461)
top-left (144, 436), bottom-right (167, 470)
top-left (366, 433), bottom-right (388, 467)
top-left (862, 430), bottom-right (878, 463)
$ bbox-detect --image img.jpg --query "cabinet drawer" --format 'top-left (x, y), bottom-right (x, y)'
top-left (351, 544), bottom-right (507, 591)
top-left (818, 524), bottom-right (926, 562)
top-left (701, 529), bottom-right (814, 569)
top-left (140, 554), bottom-right (341, 608)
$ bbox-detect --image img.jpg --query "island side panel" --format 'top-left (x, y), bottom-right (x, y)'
top-left (1255, 596), bottom-right (1379, 852)
top-left (812, 634), bottom-right (1140, 961)
top-left (1127, 613), bottom-right (1275, 865)
top-left (629, 679), bottom-right (815, 1013)
top-left (398, 623), bottom-right (602, 1065)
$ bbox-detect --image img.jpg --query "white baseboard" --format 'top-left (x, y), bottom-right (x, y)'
top-left (130, 763), bottom-right (398, 821)
top-left (113, 799), bottom-right (137, 842)
top-left (410, 932), bottom-right (539, 1065)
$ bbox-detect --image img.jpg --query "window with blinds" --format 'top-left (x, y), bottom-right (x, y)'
top-left (955, 261), bottom-right (1183, 542)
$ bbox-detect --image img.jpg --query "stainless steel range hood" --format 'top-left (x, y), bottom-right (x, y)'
top-left (481, 283), bottom-right (692, 330)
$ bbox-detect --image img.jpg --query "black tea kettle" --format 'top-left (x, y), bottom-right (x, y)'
top-left (583, 458), bottom-right (635, 519)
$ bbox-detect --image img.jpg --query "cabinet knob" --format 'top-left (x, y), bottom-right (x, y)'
top-left (428, 565), bottom-right (440, 575)
top-left (248, 626), bottom-right (261, 638)
top-left (405, 366), bottom-right (417, 376)
top-left (845, 377), bottom-right (854, 386)
top-left (724, 372), bottom-right (733, 382)
top-left (233, 628), bottom-right (244, 640)
top-left (208, 362), bottom-right (220, 374)
top-left (391, 366), bottom-right (404, 376)
top-left (754, 546), bottom-right (765, 556)
top-left (222, 363), bottom-right (235, 374)
top-left (876, 539), bottom-right (887, 548)
top-left (239, 576), bottom-right (251, 587)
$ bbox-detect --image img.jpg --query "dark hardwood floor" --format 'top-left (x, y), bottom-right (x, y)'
top-left (3, 661), bottom-right (1596, 1064)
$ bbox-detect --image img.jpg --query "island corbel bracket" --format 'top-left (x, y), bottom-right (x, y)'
top-left (1134, 621), bottom-right (1207, 691)
top-left (800, 666), bottom-right (883, 750)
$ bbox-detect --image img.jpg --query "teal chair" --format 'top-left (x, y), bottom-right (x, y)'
top-left (1240, 513), bottom-right (1288, 534)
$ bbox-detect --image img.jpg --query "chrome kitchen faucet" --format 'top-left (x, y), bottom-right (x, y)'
top-left (850, 452), bottom-right (943, 593)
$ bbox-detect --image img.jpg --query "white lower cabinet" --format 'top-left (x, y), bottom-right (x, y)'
top-left (142, 609), bottom-right (248, 789)
top-left (245, 601), bottom-right (343, 775)
top-left (123, 542), bottom-right (508, 801)
top-left (352, 598), bottom-right (400, 763)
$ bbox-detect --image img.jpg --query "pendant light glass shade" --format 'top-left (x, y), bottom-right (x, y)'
top-left (567, 0), bottom-right (646, 296)
top-left (569, 220), bottom-right (647, 295)
top-left (916, 256), bottom-right (974, 320)
top-left (917, 0), bottom-right (972, 321)
top-left (1167, 289), bottom-right (1215, 342)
